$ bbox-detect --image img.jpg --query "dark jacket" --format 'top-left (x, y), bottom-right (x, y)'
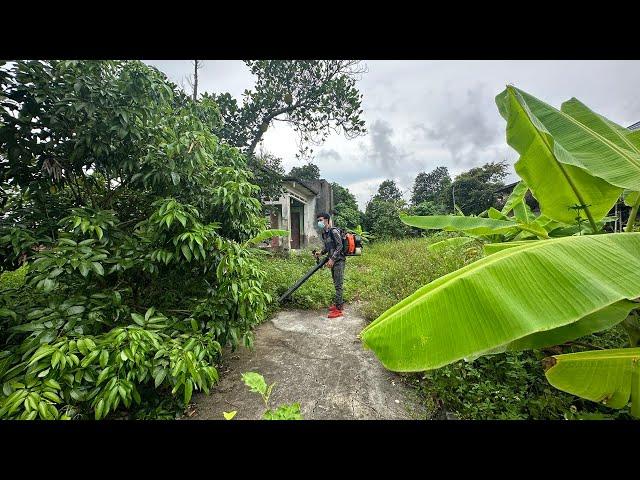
top-left (321, 227), bottom-right (345, 262)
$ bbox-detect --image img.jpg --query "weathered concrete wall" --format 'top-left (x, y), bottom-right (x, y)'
top-left (308, 179), bottom-right (333, 216)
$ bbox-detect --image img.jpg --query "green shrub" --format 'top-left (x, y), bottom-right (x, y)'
top-left (0, 265), bottom-right (28, 290)
top-left (0, 60), bottom-right (270, 420)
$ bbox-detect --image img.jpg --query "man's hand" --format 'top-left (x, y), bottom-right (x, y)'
top-left (326, 258), bottom-right (335, 269)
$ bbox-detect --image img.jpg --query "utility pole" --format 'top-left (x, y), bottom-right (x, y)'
top-left (193, 60), bottom-right (200, 101)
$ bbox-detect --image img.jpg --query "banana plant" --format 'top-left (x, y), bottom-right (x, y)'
top-left (361, 86), bottom-right (640, 417)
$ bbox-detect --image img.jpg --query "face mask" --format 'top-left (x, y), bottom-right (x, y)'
top-left (317, 220), bottom-right (325, 229)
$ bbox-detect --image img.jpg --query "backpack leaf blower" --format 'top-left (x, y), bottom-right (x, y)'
top-left (278, 231), bottom-right (363, 303)
top-left (278, 253), bottom-right (329, 303)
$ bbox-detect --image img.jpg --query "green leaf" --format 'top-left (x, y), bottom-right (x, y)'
top-left (244, 229), bottom-right (289, 246)
top-left (131, 313), bottom-right (145, 326)
top-left (92, 262), bottom-right (104, 276)
top-left (181, 244), bottom-right (192, 262)
top-left (79, 263), bottom-right (90, 277)
top-left (483, 240), bottom-right (540, 255)
top-left (501, 181), bottom-right (529, 215)
top-left (99, 349), bottom-right (109, 368)
top-left (401, 215), bottom-right (517, 236)
top-left (496, 86), bottom-right (621, 225)
top-left (223, 410), bottom-right (237, 420)
top-left (42, 391), bottom-right (63, 403)
top-left (545, 348), bottom-right (640, 417)
top-left (95, 399), bottom-right (104, 420)
top-left (241, 371), bottom-right (267, 396)
top-left (154, 369), bottom-right (167, 388)
top-left (470, 300), bottom-right (638, 359)
top-left (184, 379), bottom-right (193, 404)
top-left (560, 97), bottom-right (640, 190)
top-left (623, 190), bottom-right (640, 208)
top-left (360, 233), bottom-right (640, 371)
top-left (171, 172), bottom-right (180, 185)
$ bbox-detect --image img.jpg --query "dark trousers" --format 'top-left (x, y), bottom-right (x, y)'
top-left (331, 259), bottom-right (345, 308)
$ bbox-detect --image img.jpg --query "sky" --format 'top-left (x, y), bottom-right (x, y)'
top-left (144, 60), bottom-right (640, 210)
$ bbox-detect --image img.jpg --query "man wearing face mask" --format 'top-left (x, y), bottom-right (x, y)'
top-left (314, 212), bottom-right (346, 318)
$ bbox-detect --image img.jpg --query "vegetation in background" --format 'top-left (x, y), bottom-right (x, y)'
top-left (332, 182), bottom-right (363, 230)
top-left (288, 163), bottom-right (320, 181)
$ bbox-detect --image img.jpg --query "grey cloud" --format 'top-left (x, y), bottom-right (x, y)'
top-left (366, 120), bottom-right (412, 175)
top-left (417, 84), bottom-right (504, 167)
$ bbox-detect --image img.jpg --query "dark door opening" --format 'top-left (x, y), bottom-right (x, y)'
top-left (291, 212), bottom-right (300, 249)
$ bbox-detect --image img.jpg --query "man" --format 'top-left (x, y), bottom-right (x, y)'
top-left (314, 212), bottom-right (346, 318)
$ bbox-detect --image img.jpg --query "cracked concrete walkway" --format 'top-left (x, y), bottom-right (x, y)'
top-left (186, 306), bottom-right (427, 420)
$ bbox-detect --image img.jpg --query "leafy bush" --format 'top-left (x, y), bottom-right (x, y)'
top-left (0, 60), bottom-right (271, 419)
top-left (418, 323), bottom-right (633, 420)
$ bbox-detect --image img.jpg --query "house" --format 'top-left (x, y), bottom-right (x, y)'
top-left (263, 176), bottom-right (334, 251)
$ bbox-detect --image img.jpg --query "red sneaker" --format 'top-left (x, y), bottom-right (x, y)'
top-left (329, 304), bottom-right (338, 312)
top-left (327, 308), bottom-right (343, 318)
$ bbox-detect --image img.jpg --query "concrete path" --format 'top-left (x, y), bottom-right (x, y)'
top-left (185, 306), bottom-right (427, 420)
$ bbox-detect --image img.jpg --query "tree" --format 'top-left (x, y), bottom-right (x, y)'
top-left (331, 182), bottom-right (358, 208)
top-left (331, 183), bottom-right (362, 230)
top-left (212, 60), bottom-right (367, 158)
top-left (373, 179), bottom-right (403, 202)
top-left (410, 201), bottom-right (446, 216)
top-left (443, 161), bottom-right (508, 215)
top-left (362, 85), bottom-right (640, 417)
top-left (189, 60), bottom-right (203, 101)
top-left (362, 180), bottom-right (410, 239)
top-left (411, 166), bottom-right (451, 206)
top-left (248, 151), bottom-right (285, 203)
top-left (364, 198), bottom-right (410, 240)
top-left (288, 163), bottom-right (320, 181)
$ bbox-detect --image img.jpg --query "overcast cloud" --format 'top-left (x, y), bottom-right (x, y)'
top-left (145, 60), bottom-right (640, 209)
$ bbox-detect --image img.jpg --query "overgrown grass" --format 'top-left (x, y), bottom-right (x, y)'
top-left (259, 235), bottom-right (633, 420)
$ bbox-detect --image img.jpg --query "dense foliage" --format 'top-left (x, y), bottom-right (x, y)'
top-left (444, 161), bottom-right (508, 215)
top-left (411, 166), bottom-right (452, 208)
top-left (0, 60), bottom-right (272, 419)
top-left (288, 163), bottom-right (320, 181)
top-left (330, 182), bottom-right (362, 230)
top-left (363, 180), bottom-right (410, 239)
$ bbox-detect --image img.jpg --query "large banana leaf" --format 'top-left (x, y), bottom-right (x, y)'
top-left (489, 300), bottom-right (636, 354)
top-left (360, 233), bottom-right (640, 372)
top-left (483, 240), bottom-right (539, 255)
top-left (501, 181), bottom-right (529, 215)
top-left (624, 189), bottom-right (639, 208)
top-left (401, 215), bottom-right (517, 236)
top-left (560, 98), bottom-right (640, 189)
top-left (496, 87), bottom-right (622, 225)
top-left (544, 348), bottom-right (640, 417)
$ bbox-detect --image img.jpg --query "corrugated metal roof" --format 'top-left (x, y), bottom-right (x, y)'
top-left (628, 121), bottom-right (640, 131)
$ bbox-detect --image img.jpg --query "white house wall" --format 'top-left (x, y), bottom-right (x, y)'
top-left (265, 181), bottom-right (322, 250)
